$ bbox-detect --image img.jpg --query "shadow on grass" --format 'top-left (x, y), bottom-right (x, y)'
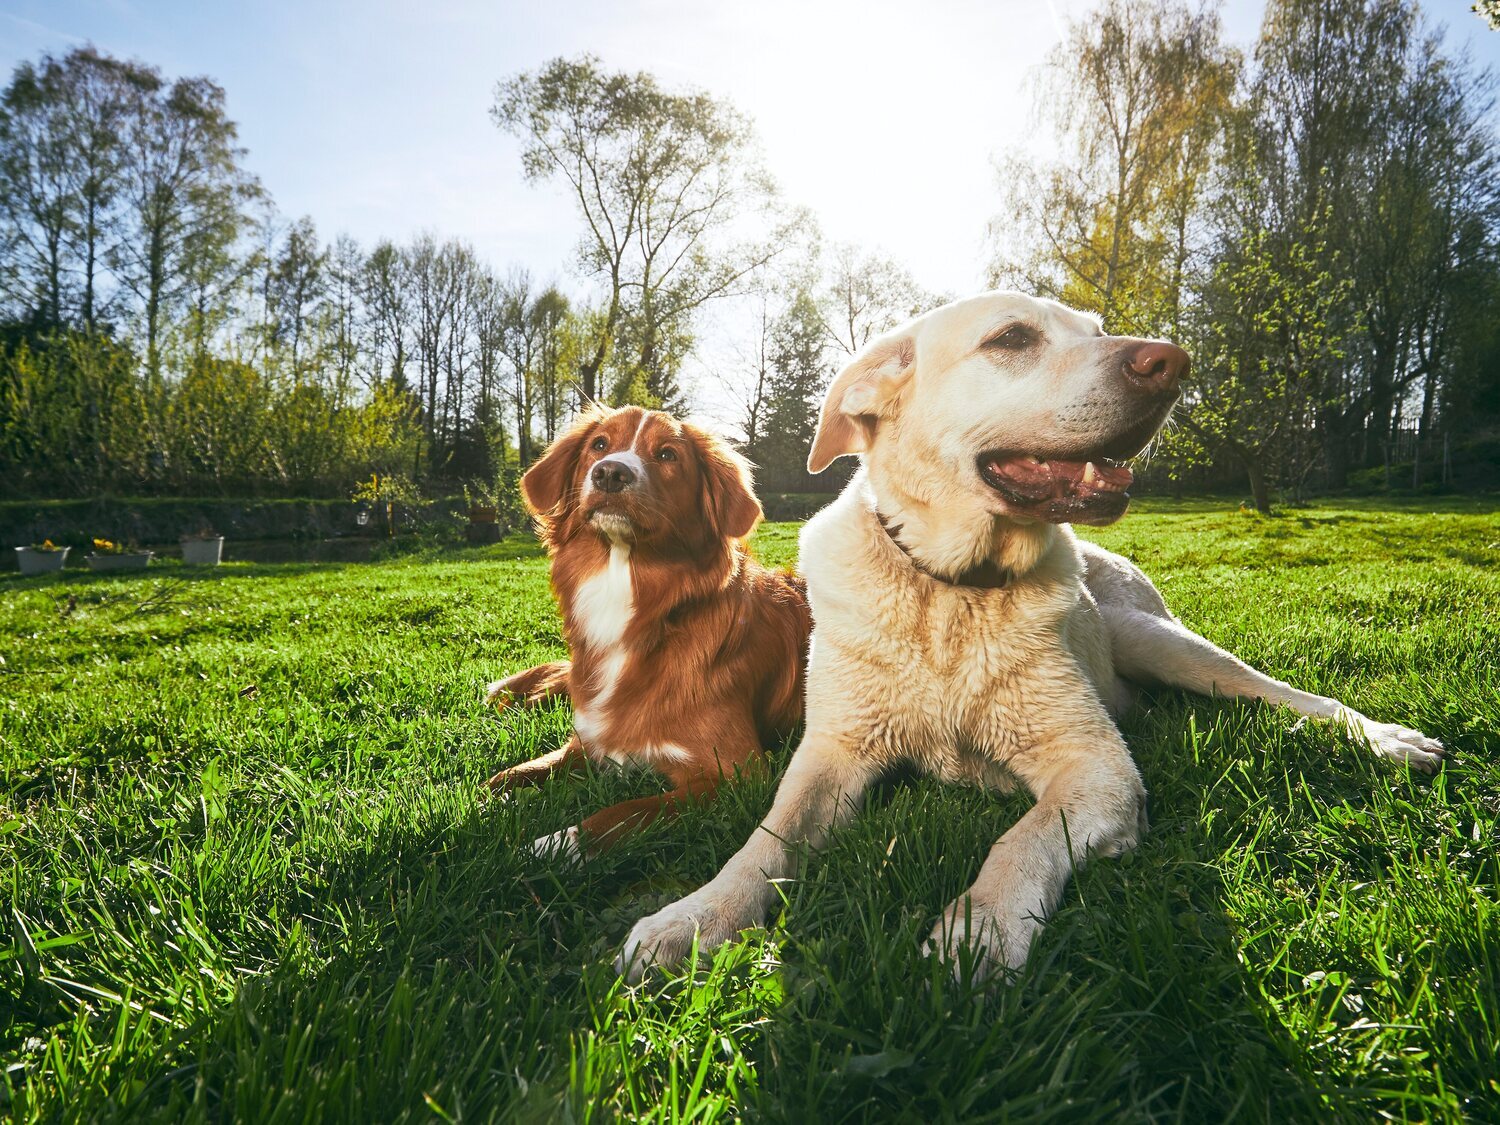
top-left (14, 691), bottom-right (1483, 1122)
top-left (0, 560), bottom-right (356, 588)
top-left (720, 755), bottom-right (1331, 1122)
top-left (59, 755), bottom-right (783, 1122)
top-left (66, 742), bottom-right (1349, 1121)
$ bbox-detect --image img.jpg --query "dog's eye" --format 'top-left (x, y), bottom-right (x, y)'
top-left (590, 436), bottom-right (609, 452)
top-left (656, 447), bottom-right (677, 463)
top-left (985, 325), bottom-right (1036, 350)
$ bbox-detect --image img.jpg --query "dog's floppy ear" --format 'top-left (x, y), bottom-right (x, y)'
top-left (686, 422), bottom-right (763, 541)
top-left (522, 407), bottom-right (608, 516)
top-left (807, 330), bottom-right (916, 474)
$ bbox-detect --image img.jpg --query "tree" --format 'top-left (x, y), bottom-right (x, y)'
top-left (606, 303), bottom-right (693, 411)
top-left (1180, 210), bottom-right (1353, 513)
top-left (496, 268), bottom-right (539, 466)
top-left (0, 49), bottom-right (143, 330)
top-left (179, 190), bottom-right (252, 363)
top-left (819, 243), bottom-right (934, 356)
top-left (755, 289), bottom-right (831, 493)
top-left (55, 50), bottom-right (139, 332)
top-left (493, 55), bottom-right (787, 406)
top-left (0, 47), bottom-right (564, 500)
top-left (1247, 0), bottom-right (1499, 482)
top-left (0, 54), bottom-right (81, 326)
top-left (112, 68), bottom-right (258, 380)
top-left (362, 239), bottom-right (410, 391)
top-left (530, 286), bottom-right (575, 444)
top-left (993, 0), bottom-right (1499, 502)
top-left (987, 0), bottom-right (1236, 336)
top-left (264, 216), bottom-right (326, 375)
top-left (404, 233), bottom-right (476, 472)
top-left (722, 292), bottom-right (777, 456)
top-left (1355, 38), bottom-right (1497, 472)
top-left (325, 233), bottom-right (366, 388)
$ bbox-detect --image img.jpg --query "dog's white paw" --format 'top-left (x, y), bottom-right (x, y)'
top-left (1358, 720), bottom-right (1444, 772)
top-left (531, 825), bottom-right (581, 862)
top-left (615, 892), bottom-right (745, 984)
top-left (921, 898), bottom-right (1038, 983)
top-left (485, 679), bottom-right (513, 708)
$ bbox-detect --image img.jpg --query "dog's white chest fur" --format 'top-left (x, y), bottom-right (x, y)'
top-left (571, 543), bottom-right (633, 748)
top-left (573, 542), bottom-right (634, 649)
top-left (567, 544), bottom-right (691, 768)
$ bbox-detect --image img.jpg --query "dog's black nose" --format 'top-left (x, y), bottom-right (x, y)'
top-left (1122, 341), bottom-right (1189, 395)
top-left (591, 459), bottom-right (637, 494)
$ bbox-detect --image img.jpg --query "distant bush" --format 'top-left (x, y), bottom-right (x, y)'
top-left (0, 496), bottom-right (475, 552)
top-left (759, 493), bottom-right (836, 521)
top-left (1343, 435), bottom-right (1500, 495)
top-left (0, 331), bottom-right (424, 498)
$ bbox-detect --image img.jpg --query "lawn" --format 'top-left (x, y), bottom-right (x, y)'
top-left (2, 500), bottom-right (1497, 1122)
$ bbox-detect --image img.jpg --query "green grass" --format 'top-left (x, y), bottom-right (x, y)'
top-left (2, 500), bottom-right (1497, 1122)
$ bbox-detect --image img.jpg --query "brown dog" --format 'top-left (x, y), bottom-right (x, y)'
top-left (484, 405), bottom-right (812, 858)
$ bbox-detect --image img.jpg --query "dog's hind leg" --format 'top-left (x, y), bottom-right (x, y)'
top-left (486, 660), bottom-right (572, 710)
top-left (1101, 605), bottom-right (1444, 771)
top-left (546, 767), bottom-right (731, 862)
top-left (532, 725), bottom-right (770, 862)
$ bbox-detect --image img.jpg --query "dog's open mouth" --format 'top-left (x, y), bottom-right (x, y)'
top-left (978, 453), bottom-right (1135, 526)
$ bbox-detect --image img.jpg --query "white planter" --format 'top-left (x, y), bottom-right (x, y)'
top-left (15, 546), bottom-right (69, 575)
top-left (181, 537), bottom-right (224, 566)
top-left (86, 552), bottom-right (153, 572)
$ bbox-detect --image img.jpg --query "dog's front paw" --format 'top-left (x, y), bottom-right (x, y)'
top-left (1358, 720), bottom-right (1445, 772)
top-left (615, 892), bottom-right (745, 984)
top-left (921, 897), bottom-right (1039, 983)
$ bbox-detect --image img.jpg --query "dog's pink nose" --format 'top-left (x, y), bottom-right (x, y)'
top-left (1122, 342), bottom-right (1189, 394)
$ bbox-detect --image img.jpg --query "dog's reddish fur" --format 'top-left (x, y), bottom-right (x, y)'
top-left (485, 406), bottom-right (811, 853)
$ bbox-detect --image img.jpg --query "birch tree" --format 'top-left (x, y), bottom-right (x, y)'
top-left (493, 55), bottom-right (787, 406)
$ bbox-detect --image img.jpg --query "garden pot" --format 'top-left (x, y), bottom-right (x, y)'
top-left (86, 551), bottom-right (153, 572)
top-left (15, 546), bottom-right (69, 575)
top-left (181, 537), bottom-right (224, 565)
top-left (468, 505), bottom-right (498, 524)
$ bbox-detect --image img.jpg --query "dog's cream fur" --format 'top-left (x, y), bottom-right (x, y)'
top-left (617, 291), bottom-right (1444, 983)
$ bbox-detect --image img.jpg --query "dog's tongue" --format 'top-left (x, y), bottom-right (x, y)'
top-left (981, 455), bottom-right (1133, 502)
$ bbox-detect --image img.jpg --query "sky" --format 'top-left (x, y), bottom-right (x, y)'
top-left (2, 0), bottom-right (1498, 414)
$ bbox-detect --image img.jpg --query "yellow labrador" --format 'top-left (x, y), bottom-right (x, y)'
top-left (617, 291), bottom-right (1444, 982)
